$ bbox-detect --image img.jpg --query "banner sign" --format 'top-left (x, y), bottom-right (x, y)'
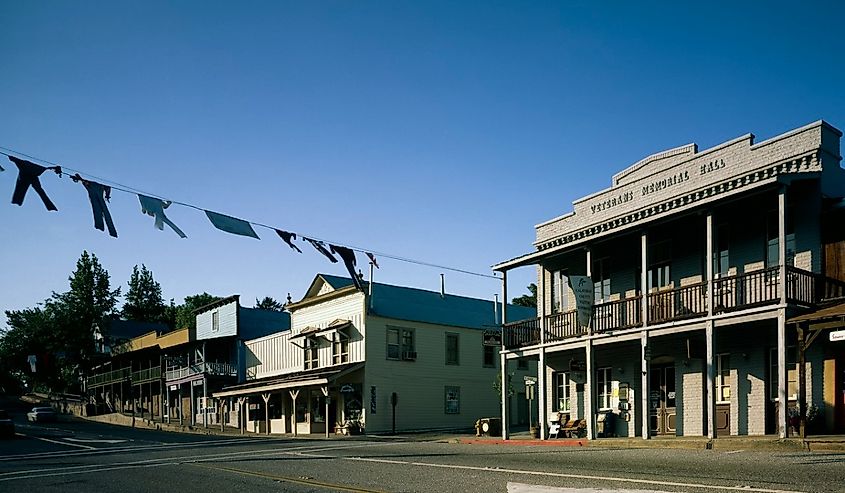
top-left (568, 275), bottom-right (594, 327)
top-left (482, 329), bottom-right (502, 346)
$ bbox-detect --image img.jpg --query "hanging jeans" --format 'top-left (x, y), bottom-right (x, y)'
top-left (81, 179), bottom-right (118, 237)
top-left (9, 156), bottom-right (59, 211)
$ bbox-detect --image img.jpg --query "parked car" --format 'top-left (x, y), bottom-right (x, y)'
top-left (27, 406), bottom-right (57, 423)
top-left (0, 410), bottom-right (14, 438)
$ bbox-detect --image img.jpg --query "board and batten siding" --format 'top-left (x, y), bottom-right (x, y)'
top-left (363, 315), bottom-right (504, 433)
top-left (245, 291), bottom-right (367, 380)
top-left (196, 300), bottom-right (238, 340)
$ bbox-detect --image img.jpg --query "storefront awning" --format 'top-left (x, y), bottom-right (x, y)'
top-left (289, 319), bottom-right (352, 341)
top-left (788, 300), bottom-right (845, 327)
top-left (212, 362), bottom-right (363, 398)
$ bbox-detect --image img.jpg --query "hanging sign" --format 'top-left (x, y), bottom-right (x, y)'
top-left (830, 330), bottom-right (845, 342)
top-left (568, 275), bottom-right (594, 327)
top-left (483, 329), bottom-right (502, 346)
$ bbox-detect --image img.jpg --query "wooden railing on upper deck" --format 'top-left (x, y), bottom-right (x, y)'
top-left (503, 318), bottom-right (540, 349)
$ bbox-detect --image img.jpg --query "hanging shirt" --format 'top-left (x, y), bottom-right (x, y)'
top-left (275, 229), bottom-right (303, 253)
top-left (205, 210), bottom-right (259, 239)
top-left (27, 354), bottom-right (37, 373)
top-left (330, 244), bottom-right (363, 291)
top-left (305, 237), bottom-right (338, 263)
top-left (72, 174), bottom-right (118, 237)
top-left (139, 194), bottom-right (187, 238)
top-left (366, 252), bottom-right (379, 269)
top-left (9, 156), bottom-right (60, 211)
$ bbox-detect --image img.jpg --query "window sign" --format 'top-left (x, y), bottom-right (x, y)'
top-left (444, 386), bottom-right (460, 414)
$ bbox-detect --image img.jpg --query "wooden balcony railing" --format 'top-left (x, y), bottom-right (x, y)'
top-left (648, 282), bottom-right (707, 324)
top-left (503, 317), bottom-right (540, 349)
top-left (166, 362), bottom-right (238, 381)
top-left (545, 310), bottom-right (583, 342)
top-left (593, 296), bottom-right (643, 333)
top-left (86, 367), bottom-right (131, 388)
top-left (131, 366), bottom-right (162, 384)
top-left (714, 266), bottom-right (780, 313)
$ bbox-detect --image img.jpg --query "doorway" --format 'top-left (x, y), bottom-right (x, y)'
top-left (649, 365), bottom-right (677, 435)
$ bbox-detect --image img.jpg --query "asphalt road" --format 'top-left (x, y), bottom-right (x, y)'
top-left (0, 414), bottom-right (843, 493)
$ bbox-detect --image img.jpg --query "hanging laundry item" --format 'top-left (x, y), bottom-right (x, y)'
top-left (366, 252), bottom-right (379, 269)
top-left (275, 229), bottom-right (302, 253)
top-left (331, 244), bottom-right (363, 291)
top-left (138, 195), bottom-right (187, 238)
top-left (205, 210), bottom-right (259, 239)
top-left (304, 237), bottom-right (337, 263)
top-left (71, 174), bottom-right (118, 237)
top-left (9, 156), bottom-right (61, 211)
top-left (0, 162), bottom-right (4, 172)
top-left (27, 354), bottom-right (37, 373)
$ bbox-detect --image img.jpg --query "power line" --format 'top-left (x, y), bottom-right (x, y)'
top-left (0, 145), bottom-right (501, 280)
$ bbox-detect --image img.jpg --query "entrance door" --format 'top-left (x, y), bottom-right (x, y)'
top-left (516, 392), bottom-right (528, 426)
top-left (649, 365), bottom-right (677, 435)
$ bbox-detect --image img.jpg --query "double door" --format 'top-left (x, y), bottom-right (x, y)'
top-left (649, 365), bottom-right (676, 435)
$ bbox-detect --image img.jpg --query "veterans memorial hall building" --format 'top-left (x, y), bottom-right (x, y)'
top-left (495, 120), bottom-right (845, 440)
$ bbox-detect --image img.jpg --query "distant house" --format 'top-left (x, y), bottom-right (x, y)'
top-left (214, 274), bottom-right (536, 435)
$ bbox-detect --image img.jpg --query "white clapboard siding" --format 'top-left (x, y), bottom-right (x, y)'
top-left (196, 299), bottom-right (238, 340)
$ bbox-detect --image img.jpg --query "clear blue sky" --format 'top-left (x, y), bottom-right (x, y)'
top-left (2, 1), bottom-right (844, 326)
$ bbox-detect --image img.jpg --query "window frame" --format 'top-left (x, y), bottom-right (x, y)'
top-left (386, 326), bottom-right (415, 361)
top-left (769, 346), bottom-right (798, 401)
top-left (211, 310), bottom-right (219, 332)
top-left (332, 331), bottom-right (350, 365)
top-left (554, 372), bottom-right (571, 412)
top-left (304, 338), bottom-right (319, 370)
top-left (551, 270), bottom-right (570, 313)
top-left (445, 332), bottom-right (460, 365)
top-left (482, 344), bottom-right (496, 368)
top-left (444, 386), bottom-right (460, 414)
top-left (597, 367), bottom-right (612, 410)
top-left (716, 353), bottom-right (731, 404)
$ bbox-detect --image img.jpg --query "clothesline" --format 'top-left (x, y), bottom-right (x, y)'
top-left (0, 145), bottom-right (500, 280)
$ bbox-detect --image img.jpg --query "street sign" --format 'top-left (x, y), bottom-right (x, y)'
top-left (523, 376), bottom-right (537, 384)
top-left (830, 330), bottom-right (845, 342)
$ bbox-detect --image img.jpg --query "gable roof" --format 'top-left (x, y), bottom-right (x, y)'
top-left (298, 274), bottom-right (536, 330)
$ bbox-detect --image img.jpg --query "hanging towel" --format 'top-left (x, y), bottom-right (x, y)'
top-left (331, 244), bottom-right (363, 291)
top-left (366, 252), bottom-right (379, 269)
top-left (72, 174), bottom-right (117, 237)
top-left (205, 210), bottom-right (259, 239)
top-left (9, 156), bottom-right (60, 211)
top-left (304, 237), bottom-right (337, 263)
top-left (275, 229), bottom-right (302, 253)
top-left (139, 195), bottom-right (187, 238)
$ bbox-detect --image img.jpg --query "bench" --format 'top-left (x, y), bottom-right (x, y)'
top-left (560, 419), bottom-right (586, 438)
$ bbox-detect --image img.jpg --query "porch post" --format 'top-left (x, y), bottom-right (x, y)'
top-left (189, 379), bottom-right (195, 426)
top-left (203, 377), bottom-right (208, 428)
top-left (538, 267), bottom-right (547, 440)
top-left (165, 383), bottom-right (171, 424)
top-left (641, 331), bottom-right (649, 440)
top-left (322, 386), bottom-right (330, 438)
top-left (797, 324), bottom-right (807, 438)
top-left (289, 389), bottom-right (299, 437)
top-left (178, 386), bottom-right (183, 426)
top-left (500, 270), bottom-right (509, 440)
top-left (705, 212), bottom-right (716, 439)
top-left (262, 393), bottom-right (271, 435)
top-left (777, 187), bottom-right (788, 438)
top-left (585, 340), bottom-right (594, 439)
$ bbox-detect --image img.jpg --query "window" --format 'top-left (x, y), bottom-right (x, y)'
top-left (332, 332), bottom-right (349, 365)
top-left (714, 223), bottom-right (730, 276)
top-left (769, 346), bottom-right (798, 401)
top-left (716, 354), bottom-right (731, 403)
top-left (554, 372), bottom-right (571, 412)
top-left (765, 209), bottom-right (795, 268)
top-left (444, 386), bottom-right (460, 414)
top-left (304, 339), bottom-right (318, 370)
top-left (483, 345), bottom-right (496, 368)
top-left (648, 240), bottom-right (672, 291)
top-left (387, 327), bottom-right (415, 361)
top-left (551, 270), bottom-right (570, 313)
top-left (597, 367), bottom-right (612, 410)
top-left (446, 333), bottom-right (459, 365)
top-left (592, 258), bottom-right (611, 302)
top-left (212, 311), bottom-right (219, 332)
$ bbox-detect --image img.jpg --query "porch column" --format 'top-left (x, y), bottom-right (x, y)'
top-left (641, 231), bottom-right (648, 328)
top-left (203, 377), bottom-right (208, 428)
top-left (289, 389), bottom-right (299, 437)
top-left (797, 324), bottom-right (807, 438)
top-left (777, 188), bottom-right (788, 438)
top-left (262, 393), bottom-right (271, 435)
top-left (165, 384), bottom-right (171, 424)
top-left (705, 212), bottom-right (716, 439)
top-left (500, 270), bottom-right (509, 440)
top-left (178, 386), bottom-right (183, 426)
top-left (538, 267), bottom-right (547, 440)
top-left (641, 331), bottom-right (649, 440)
top-left (585, 248), bottom-right (592, 336)
top-left (189, 380), bottom-right (195, 426)
top-left (237, 397), bottom-right (246, 434)
top-left (139, 381), bottom-right (144, 420)
top-left (585, 340), bottom-right (595, 440)
top-left (322, 386), bottom-right (330, 438)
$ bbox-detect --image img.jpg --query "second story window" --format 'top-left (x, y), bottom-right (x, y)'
top-left (446, 333), bottom-right (460, 365)
top-left (648, 240), bottom-right (672, 291)
top-left (212, 311), bottom-right (219, 332)
top-left (551, 270), bottom-right (570, 313)
top-left (592, 257), bottom-right (611, 302)
top-left (304, 339), bottom-right (318, 370)
top-left (766, 209), bottom-right (795, 268)
top-left (332, 332), bottom-right (349, 365)
top-left (387, 327), bottom-right (416, 361)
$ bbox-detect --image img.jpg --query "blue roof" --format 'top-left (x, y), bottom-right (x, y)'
top-left (317, 274), bottom-right (536, 330)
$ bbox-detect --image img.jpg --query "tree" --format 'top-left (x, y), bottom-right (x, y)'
top-left (511, 283), bottom-right (537, 308)
top-left (255, 296), bottom-right (284, 311)
top-left (122, 264), bottom-right (165, 323)
top-left (174, 293), bottom-right (221, 330)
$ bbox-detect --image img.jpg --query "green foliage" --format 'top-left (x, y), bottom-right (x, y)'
top-left (174, 293), bottom-right (221, 330)
top-left (122, 264), bottom-right (165, 323)
top-left (255, 296), bottom-right (284, 311)
top-left (511, 283), bottom-right (537, 308)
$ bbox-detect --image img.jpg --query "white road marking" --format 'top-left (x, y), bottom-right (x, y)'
top-left (508, 483), bottom-right (671, 493)
top-left (65, 438), bottom-right (128, 444)
top-left (723, 450), bottom-right (743, 454)
top-left (26, 435), bottom-right (96, 450)
top-left (345, 457), bottom-right (804, 493)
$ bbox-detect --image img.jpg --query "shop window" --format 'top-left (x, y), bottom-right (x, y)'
top-left (551, 270), bottom-right (570, 313)
top-left (387, 327), bottom-right (415, 361)
top-left (769, 346), bottom-right (798, 401)
top-left (554, 372), bottom-right (570, 412)
top-left (446, 333), bottom-right (460, 365)
top-left (517, 359), bottom-right (529, 370)
top-left (310, 390), bottom-right (325, 423)
top-left (444, 386), bottom-right (460, 414)
top-left (332, 332), bottom-right (349, 365)
top-left (716, 354), bottom-right (731, 403)
top-left (304, 338), bottom-right (318, 370)
top-left (597, 367), bottom-right (612, 410)
top-left (483, 345), bottom-right (496, 368)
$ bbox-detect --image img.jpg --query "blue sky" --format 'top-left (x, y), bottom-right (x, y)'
top-left (2, 1), bottom-right (844, 325)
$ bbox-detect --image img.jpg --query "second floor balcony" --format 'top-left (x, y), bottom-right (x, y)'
top-left (503, 266), bottom-right (845, 349)
top-left (165, 361), bottom-right (238, 381)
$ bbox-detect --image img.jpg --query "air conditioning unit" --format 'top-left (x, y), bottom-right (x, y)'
top-left (402, 351), bottom-right (417, 361)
